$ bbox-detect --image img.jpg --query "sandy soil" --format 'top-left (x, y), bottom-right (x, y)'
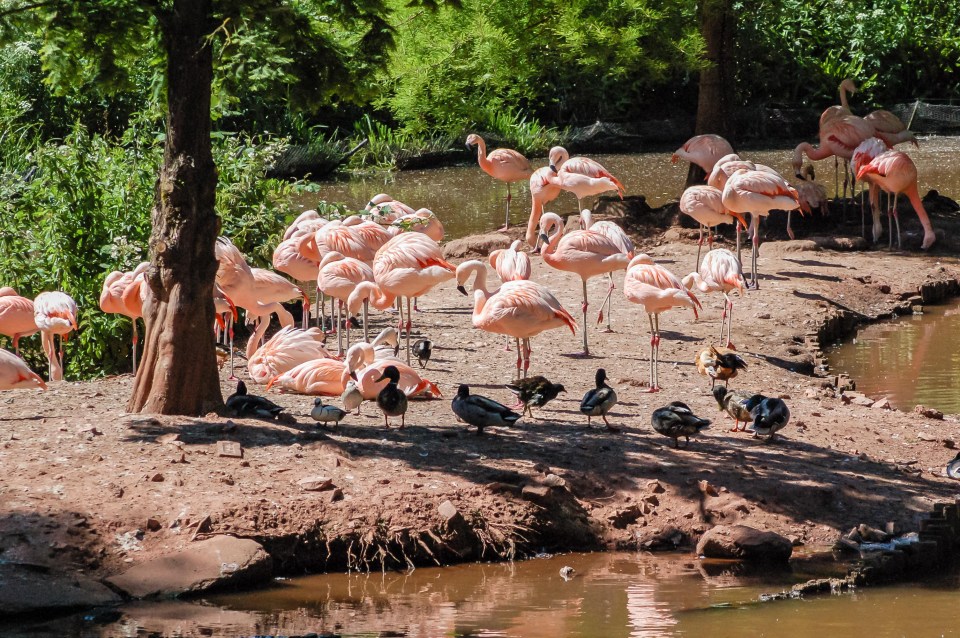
top-left (3, 209), bottom-right (960, 583)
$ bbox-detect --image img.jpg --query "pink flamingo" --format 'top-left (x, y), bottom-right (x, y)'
top-left (865, 110), bottom-right (918, 148)
top-left (393, 208), bottom-right (444, 242)
top-left (252, 267), bottom-right (309, 329)
top-left (282, 210), bottom-right (322, 240)
top-left (317, 251), bottom-right (375, 353)
top-left (465, 134), bottom-right (533, 231)
top-left (346, 281), bottom-right (397, 343)
top-left (365, 194), bottom-right (416, 222)
top-left (819, 78), bottom-right (857, 127)
top-left (266, 357), bottom-right (348, 395)
top-left (852, 137), bottom-right (889, 243)
top-left (489, 239), bottom-right (532, 282)
top-left (373, 233), bottom-right (455, 364)
top-left (0, 349), bottom-right (46, 390)
top-left (0, 288), bottom-right (38, 354)
top-left (678, 185), bottom-right (747, 269)
top-left (526, 166), bottom-right (563, 249)
top-left (548, 170), bottom-right (623, 213)
top-left (344, 342), bottom-right (441, 399)
top-left (538, 212), bottom-right (630, 354)
top-left (33, 291), bottom-right (78, 382)
top-left (682, 248), bottom-right (745, 348)
top-left (578, 209), bottom-right (635, 332)
top-left (708, 158), bottom-right (798, 241)
top-left (721, 169), bottom-right (801, 289)
top-left (793, 114), bottom-right (874, 199)
top-left (455, 260), bottom-right (577, 378)
top-left (672, 134), bottom-right (735, 175)
top-left (99, 261), bottom-right (150, 371)
top-left (549, 146), bottom-right (625, 210)
top-left (856, 150), bottom-right (937, 250)
top-left (623, 254), bottom-right (701, 392)
top-left (248, 325), bottom-right (332, 385)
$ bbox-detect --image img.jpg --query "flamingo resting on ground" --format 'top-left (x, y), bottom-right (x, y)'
top-left (456, 260), bottom-right (577, 379)
top-left (682, 248), bottom-right (746, 348)
top-left (0, 349), bottom-right (46, 390)
top-left (856, 150), bottom-right (937, 250)
top-left (247, 325), bottom-right (332, 385)
top-left (539, 212), bottom-right (630, 354)
top-left (0, 288), bottom-right (38, 354)
top-left (721, 169), bottom-right (801, 289)
top-left (465, 134), bottom-right (533, 231)
top-left (623, 255), bottom-right (701, 392)
top-left (33, 291), bottom-right (78, 382)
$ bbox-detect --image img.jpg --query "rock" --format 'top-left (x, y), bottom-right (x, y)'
top-left (917, 432), bottom-right (938, 443)
top-left (150, 473), bottom-right (165, 482)
top-left (646, 480), bottom-right (665, 494)
top-left (857, 523), bottom-right (890, 543)
top-left (696, 525), bottom-right (793, 562)
top-left (329, 488), bottom-right (344, 503)
top-left (146, 517), bottom-right (162, 532)
top-left (0, 563), bottom-right (121, 616)
top-left (636, 526), bottom-right (686, 551)
top-left (438, 500), bottom-right (461, 523)
top-left (297, 476), bottom-right (334, 492)
top-left (851, 396), bottom-right (875, 407)
top-left (521, 484), bottom-right (551, 502)
top-left (442, 233), bottom-right (512, 259)
top-left (871, 398), bottom-right (892, 410)
top-left (698, 480), bottom-right (719, 497)
top-left (559, 566), bottom-right (575, 580)
top-left (609, 505), bottom-right (643, 529)
top-left (106, 536), bottom-right (272, 599)
top-left (543, 473), bottom-right (566, 488)
top-left (216, 441), bottom-right (243, 458)
top-left (914, 405), bottom-right (944, 420)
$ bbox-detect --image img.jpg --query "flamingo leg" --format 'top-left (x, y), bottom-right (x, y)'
top-left (833, 155), bottom-right (839, 199)
top-left (514, 337), bottom-right (522, 381)
top-left (362, 301), bottom-right (369, 343)
top-left (893, 192), bottom-right (902, 249)
top-left (581, 278), bottom-right (589, 354)
top-left (132, 317), bottom-right (139, 373)
top-left (719, 299), bottom-right (727, 345)
top-left (523, 338), bottom-right (531, 377)
top-left (642, 313), bottom-right (658, 393)
top-left (735, 224), bottom-right (741, 264)
top-left (786, 209), bottom-right (795, 240)
top-left (345, 301), bottom-right (351, 351)
top-left (653, 314), bottom-right (661, 392)
top-left (336, 300), bottom-right (343, 356)
top-left (228, 313), bottom-right (236, 380)
top-left (726, 297), bottom-right (735, 349)
top-left (597, 273), bottom-right (615, 333)
top-left (696, 225), bottom-right (704, 271)
top-left (405, 296), bottom-right (412, 366)
top-left (500, 183), bottom-right (512, 231)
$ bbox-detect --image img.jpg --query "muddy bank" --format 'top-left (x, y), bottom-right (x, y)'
top-left (3, 206), bottom-right (960, 616)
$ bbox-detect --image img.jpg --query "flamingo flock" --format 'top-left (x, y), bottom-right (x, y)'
top-left (0, 95), bottom-right (941, 446)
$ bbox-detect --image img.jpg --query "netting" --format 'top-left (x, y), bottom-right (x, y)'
top-left (889, 101), bottom-right (960, 133)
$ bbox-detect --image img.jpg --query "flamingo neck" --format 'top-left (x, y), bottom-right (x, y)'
top-left (464, 261), bottom-right (491, 295)
top-left (474, 138), bottom-right (491, 171)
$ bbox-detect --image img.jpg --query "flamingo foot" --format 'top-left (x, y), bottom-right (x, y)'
top-left (725, 341), bottom-right (736, 350)
top-left (497, 225), bottom-right (510, 232)
top-left (641, 386), bottom-right (661, 394)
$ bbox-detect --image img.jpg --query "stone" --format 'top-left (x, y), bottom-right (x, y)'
top-left (543, 473), bottom-right (566, 488)
top-left (146, 517), bottom-right (162, 532)
top-left (297, 476), bottom-right (334, 491)
top-left (871, 398), bottom-right (892, 410)
top-left (150, 473), bottom-right (165, 482)
top-left (851, 396), bottom-right (875, 407)
top-left (442, 233), bottom-right (512, 259)
top-left (609, 505), bottom-right (643, 529)
top-left (521, 484), bottom-right (551, 502)
top-left (696, 525), bottom-right (793, 562)
top-left (329, 488), bottom-right (344, 503)
top-left (914, 405), bottom-right (944, 420)
top-left (107, 536), bottom-right (272, 599)
top-left (0, 564), bottom-right (121, 615)
top-left (217, 441), bottom-right (243, 458)
top-left (438, 500), bottom-right (461, 523)
top-left (646, 480), bottom-right (665, 494)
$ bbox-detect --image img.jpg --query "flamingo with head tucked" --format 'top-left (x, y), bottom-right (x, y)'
top-left (672, 134), bottom-right (735, 177)
top-left (248, 325), bottom-right (332, 386)
top-left (33, 291), bottom-right (78, 382)
top-left (0, 349), bottom-right (46, 390)
top-left (0, 288), bottom-right (38, 354)
top-left (526, 166), bottom-right (563, 249)
top-left (578, 210), bottom-right (635, 332)
top-left (99, 261), bottom-right (150, 371)
top-left (489, 240), bottom-right (532, 282)
top-left (538, 212), bottom-right (630, 354)
top-left (466, 134), bottom-right (533, 231)
top-left (682, 248), bottom-right (746, 348)
top-left (549, 146), bottom-right (625, 210)
top-left (317, 251), bottom-right (375, 353)
top-left (623, 255), bottom-right (701, 392)
top-left (679, 185), bottom-right (747, 270)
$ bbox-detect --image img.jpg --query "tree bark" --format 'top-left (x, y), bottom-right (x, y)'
top-left (128, 0), bottom-right (223, 414)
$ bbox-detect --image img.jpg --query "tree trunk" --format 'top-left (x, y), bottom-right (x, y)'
top-left (689, 0), bottom-right (736, 188)
top-left (128, 0), bottom-right (222, 414)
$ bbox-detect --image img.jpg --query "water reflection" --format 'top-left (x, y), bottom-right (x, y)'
top-left (298, 137), bottom-right (960, 240)
top-left (826, 299), bottom-right (960, 413)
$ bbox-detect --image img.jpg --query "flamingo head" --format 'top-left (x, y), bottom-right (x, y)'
top-left (465, 133), bottom-right (481, 150)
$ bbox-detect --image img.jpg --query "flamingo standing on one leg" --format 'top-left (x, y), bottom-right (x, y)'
top-left (33, 291), bottom-right (78, 382)
top-left (721, 169), bottom-right (801, 290)
top-left (856, 150), bottom-right (937, 250)
top-left (679, 185), bottom-right (748, 270)
top-left (373, 233), bottom-right (455, 364)
top-left (0, 288), bottom-right (38, 354)
top-left (852, 137), bottom-right (890, 244)
top-left (455, 260), bottom-right (577, 379)
top-left (465, 134), bottom-right (533, 231)
top-left (681, 248), bottom-right (746, 348)
top-left (0, 349), bottom-right (46, 390)
top-left (526, 166), bottom-right (563, 249)
top-left (819, 78), bottom-right (858, 195)
top-left (538, 212), bottom-right (630, 354)
top-left (99, 261), bottom-right (150, 371)
top-left (578, 209), bottom-right (635, 332)
top-left (672, 134), bottom-right (735, 178)
top-left (623, 254), bottom-right (701, 392)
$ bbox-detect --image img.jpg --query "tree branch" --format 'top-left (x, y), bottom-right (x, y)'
top-left (0, 0), bottom-right (59, 19)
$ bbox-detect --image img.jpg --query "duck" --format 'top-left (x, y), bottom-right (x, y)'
top-left (341, 379), bottom-right (364, 415)
top-left (696, 346), bottom-right (747, 388)
top-left (651, 401), bottom-right (711, 448)
top-left (712, 386), bottom-right (754, 431)
top-left (743, 395), bottom-right (790, 441)
top-left (411, 338), bottom-right (432, 368)
top-left (579, 368), bottom-right (618, 431)
top-left (505, 375), bottom-right (566, 417)
top-left (946, 453), bottom-right (960, 479)
top-left (226, 380), bottom-right (284, 419)
top-left (311, 398), bottom-right (348, 427)
top-left (451, 384), bottom-right (522, 435)
top-left (375, 365), bottom-right (408, 428)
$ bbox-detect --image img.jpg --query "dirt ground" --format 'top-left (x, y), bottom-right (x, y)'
top-left (3, 207), bottom-right (960, 585)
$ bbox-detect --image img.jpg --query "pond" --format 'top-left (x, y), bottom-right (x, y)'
top-left (825, 298), bottom-right (960, 414)
top-left (9, 551), bottom-right (960, 637)
top-left (296, 136), bottom-right (960, 241)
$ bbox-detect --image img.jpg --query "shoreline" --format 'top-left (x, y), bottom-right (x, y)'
top-left (4, 209), bottom-right (960, 618)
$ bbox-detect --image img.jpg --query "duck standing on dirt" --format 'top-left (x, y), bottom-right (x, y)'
top-left (452, 384), bottom-right (521, 435)
top-left (375, 365), bottom-right (408, 428)
top-left (506, 375), bottom-right (566, 417)
top-left (696, 346), bottom-right (747, 389)
top-left (311, 398), bottom-right (348, 428)
top-left (580, 368), bottom-right (618, 430)
top-left (411, 338), bottom-right (432, 368)
top-left (743, 395), bottom-right (790, 441)
top-left (341, 379), bottom-right (364, 415)
top-left (651, 401), bottom-right (711, 448)
top-left (226, 380), bottom-right (284, 419)
top-left (712, 386), bottom-right (753, 431)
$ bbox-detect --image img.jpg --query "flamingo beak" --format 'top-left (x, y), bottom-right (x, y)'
top-left (539, 233), bottom-right (549, 245)
top-left (456, 285), bottom-right (468, 296)
top-left (549, 164), bottom-right (558, 173)
top-left (349, 371), bottom-right (358, 381)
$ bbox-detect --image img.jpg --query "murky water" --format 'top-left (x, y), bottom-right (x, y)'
top-left (825, 299), bottom-right (960, 414)
top-left (296, 136), bottom-right (960, 240)
top-left (11, 551), bottom-right (960, 637)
